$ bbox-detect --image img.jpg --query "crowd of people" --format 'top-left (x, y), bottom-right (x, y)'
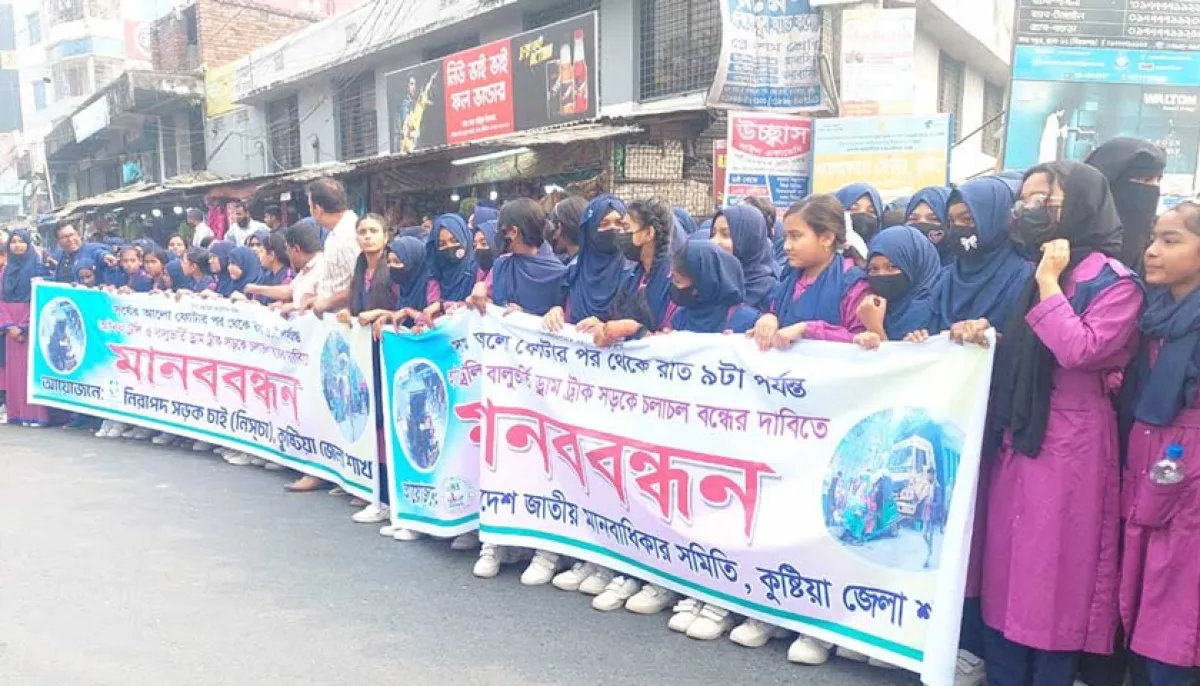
top-left (0, 136), bottom-right (1197, 686)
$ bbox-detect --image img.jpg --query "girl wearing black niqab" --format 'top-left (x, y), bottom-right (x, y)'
top-left (1085, 137), bottom-right (1167, 273)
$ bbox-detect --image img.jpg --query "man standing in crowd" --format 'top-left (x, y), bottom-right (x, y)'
top-left (225, 200), bottom-right (269, 247)
top-left (264, 205), bottom-right (283, 232)
top-left (48, 223), bottom-right (88, 282)
top-left (187, 208), bottom-right (213, 247)
top-left (304, 177), bottom-right (359, 316)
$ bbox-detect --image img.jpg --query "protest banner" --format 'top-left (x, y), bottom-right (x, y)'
top-left (474, 310), bottom-right (993, 686)
top-left (27, 282), bottom-right (380, 500)
top-left (381, 311), bottom-right (481, 536)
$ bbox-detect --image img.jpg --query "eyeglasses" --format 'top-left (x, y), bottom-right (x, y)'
top-left (1011, 196), bottom-right (1062, 218)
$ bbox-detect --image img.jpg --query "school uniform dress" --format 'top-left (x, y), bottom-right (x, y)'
top-left (771, 256), bottom-right (870, 342)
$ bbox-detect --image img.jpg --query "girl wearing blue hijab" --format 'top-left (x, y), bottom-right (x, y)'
top-left (669, 240), bottom-right (760, 334)
top-left (71, 255), bottom-right (99, 287)
top-left (928, 176), bottom-right (1034, 334)
top-left (862, 226), bottom-right (942, 341)
top-left (472, 219), bottom-right (499, 279)
top-left (551, 194), bottom-right (627, 327)
top-left (222, 246), bottom-right (263, 296)
top-left (424, 213), bottom-right (477, 320)
top-left (834, 183), bottom-right (885, 244)
top-left (906, 186), bottom-right (955, 264)
top-left (480, 198), bottom-right (567, 317)
top-left (470, 205), bottom-right (498, 229)
top-left (207, 240), bottom-right (235, 294)
top-left (711, 205), bottom-right (778, 310)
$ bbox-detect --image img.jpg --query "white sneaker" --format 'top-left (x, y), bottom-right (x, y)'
top-left (129, 427), bottom-right (155, 440)
top-left (731, 618), bottom-right (789, 648)
top-left (225, 452), bottom-right (252, 466)
top-left (95, 420), bottom-right (114, 437)
top-left (955, 650), bottom-right (985, 686)
top-left (837, 647), bottom-right (869, 663)
top-left (592, 576), bottom-right (641, 611)
top-left (379, 524), bottom-right (397, 537)
top-left (263, 461), bottom-right (284, 471)
top-left (120, 425), bottom-right (140, 438)
top-left (625, 583), bottom-right (678, 614)
top-left (520, 550), bottom-right (560, 586)
top-left (473, 543), bottom-right (502, 578)
top-left (151, 432), bottom-right (173, 445)
top-left (552, 562), bottom-right (599, 592)
top-left (393, 528), bottom-right (425, 542)
top-left (250, 457), bottom-right (266, 467)
top-left (686, 604), bottom-right (734, 640)
top-left (667, 598), bottom-right (703, 633)
top-left (216, 447), bottom-right (235, 457)
top-left (192, 440), bottom-right (213, 452)
top-left (450, 531), bottom-right (479, 551)
top-left (352, 503), bottom-right (389, 524)
top-left (578, 567), bottom-right (615, 596)
top-left (103, 422), bottom-right (128, 438)
top-left (788, 635), bottom-right (832, 665)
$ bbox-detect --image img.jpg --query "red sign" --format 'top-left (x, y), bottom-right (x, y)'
top-left (443, 39), bottom-right (515, 145)
top-left (124, 20), bottom-right (152, 62)
top-left (729, 115), bottom-right (812, 160)
top-left (713, 140), bottom-right (727, 208)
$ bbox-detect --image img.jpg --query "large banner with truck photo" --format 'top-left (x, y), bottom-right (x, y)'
top-left (27, 282), bottom-right (380, 500)
top-left (381, 311), bottom-right (481, 536)
top-left (474, 310), bottom-right (993, 686)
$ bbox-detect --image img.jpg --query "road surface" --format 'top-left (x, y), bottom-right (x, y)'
top-left (0, 425), bottom-right (919, 686)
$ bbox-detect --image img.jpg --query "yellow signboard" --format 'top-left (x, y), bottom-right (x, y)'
top-left (811, 115), bottom-right (952, 200)
top-left (0, 51), bottom-right (18, 70)
top-left (205, 62), bottom-right (237, 118)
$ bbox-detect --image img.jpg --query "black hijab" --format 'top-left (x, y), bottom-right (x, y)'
top-left (991, 162), bottom-right (1127, 458)
top-left (1085, 137), bottom-right (1166, 272)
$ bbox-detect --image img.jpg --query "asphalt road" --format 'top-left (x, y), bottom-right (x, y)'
top-left (0, 425), bottom-right (919, 686)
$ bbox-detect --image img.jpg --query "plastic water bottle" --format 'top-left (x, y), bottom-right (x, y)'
top-left (1150, 443), bottom-right (1185, 485)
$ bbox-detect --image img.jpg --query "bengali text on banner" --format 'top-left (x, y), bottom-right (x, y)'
top-left (27, 281), bottom-right (380, 500)
top-left (473, 309), bottom-right (993, 686)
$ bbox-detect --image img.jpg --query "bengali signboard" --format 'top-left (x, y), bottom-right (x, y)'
top-left (812, 115), bottom-right (952, 200)
top-left (708, 0), bottom-right (824, 111)
top-left (474, 309), bottom-right (993, 686)
top-left (27, 283), bottom-right (380, 500)
top-left (839, 7), bottom-right (917, 117)
top-left (724, 112), bottom-right (812, 210)
top-left (381, 312), bottom-right (481, 536)
top-left (1015, 0), bottom-right (1200, 52)
top-left (385, 13), bottom-right (597, 154)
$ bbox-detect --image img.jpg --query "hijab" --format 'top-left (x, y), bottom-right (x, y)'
top-left (906, 186), bottom-right (954, 264)
top-left (3, 230), bottom-right (44, 302)
top-left (72, 255), bottom-right (98, 285)
top-left (1085, 137), bottom-right (1168, 272)
top-left (426, 214), bottom-right (477, 302)
top-left (993, 161), bottom-right (1129, 457)
top-left (492, 250), bottom-right (569, 316)
top-left (475, 220), bottom-right (499, 275)
top-left (774, 255), bottom-right (867, 328)
top-left (673, 208), bottom-right (699, 236)
top-left (567, 194), bottom-right (627, 322)
top-left (471, 206), bottom-right (498, 228)
top-left (249, 228), bottom-right (271, 247)
top-left (695, 219), bottom-right (713, 240)
top-left (715, 205), bottom-right (778, 309)
top-left (771, 218), bottom-right (787, 271)
top-left (390, 236), bottom-right (431, 311)
top-left (165, 259), bottom-right (189, 291)
top-left (208, 240), bottom-right (235, 294)
top-left (222, 246), bottom-right (262, 296)
top-left (933, 176), bottom-right (1034, 333)
top-left (834, 182), bottom-right (885, 242)
top-left (670, 240), bottom-right (758, 334)
top-left (867, 226), bottom-right (942, 339)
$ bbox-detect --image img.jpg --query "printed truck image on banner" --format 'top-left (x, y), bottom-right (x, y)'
top-left (724, 112), bottom-right (812, 209)
top-left (474, 311), bottom-right (994, 686)
top-left (812, 114), bottom-right (952, 200)
top-left (27, 282), bottom-right (380, 500)
top-left (381, 312), bottom-right (481, 536)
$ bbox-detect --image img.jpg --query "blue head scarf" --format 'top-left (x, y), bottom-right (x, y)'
top-left (774, 254), bottom-right (867, 328)
top-left (933, 176), bottom-right (1033, 333)
top-left (471, 206), bottom-right (498, 228)
top-left (867, 226), bottom-right (942, 339)
top-left (996, 170), bottom-right (1026, 195)
top-left (695, 218), bottom-right (713, 240)
top-left (208, 240), bottom-right (235, 294)
top-left (222, 246), bottom-right (263, 296)
top-left (389, 236), bottom-right (431, 311)
top-left (165, 259), bottom-right (189, 291)
top-left (72, 255), bottom-right (98, 285)
top-left (905, 187), bottom-right (952, 225)
top-left (771, 218), bottom-right (787, 271)
top-left (475, 219), bottom-right (499, 276)
top-left (426, 214), bottom-right (477, 302)
top-left (567, 194), bottom-right (627, 322)
top-left (493, 251), bottom-right (569, 317)
top-left (249, 228), bottom-right (270, 247)
top-left (715, 205), bottom-right (778, 310)
top-left (834, 183), bottom-right (884, 219)
top-left (673, 208), bottom-right (699, 236)
top-left (670, 240), bottom-right (759, 334)
top-left (3, 230), bottom-right (45, 302)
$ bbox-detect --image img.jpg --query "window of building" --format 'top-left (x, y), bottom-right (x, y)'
top-left (93, 59), bottom-right (121, 90)
top-left (423, 34), bottom-right (480, 62)
top-left (639, 0), bottom-right (721, 101)
top-left (52, 62), bottom-right (88, 99)
top-left (981, 80), bottom-right (1005, 158)
top-left (32, 80), bottom-right (47, 110)
top-left (335, 71), bottom-right (378, 160)
top-left (522, 0), bottom-right (596, 30)
top-left (937, 51), bottom-right (966, 142)
top-left (27, 12), bottom-right (42, 45)
top-left (267, 94), bottom-right (302, 171)
top-left (48, 0), bottom-right (84, 25)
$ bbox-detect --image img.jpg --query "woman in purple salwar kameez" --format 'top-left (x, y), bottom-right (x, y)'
top-left (2, 230), bottom-right (51, 426)
top-left (955, 162), bottom-right (1143, 686)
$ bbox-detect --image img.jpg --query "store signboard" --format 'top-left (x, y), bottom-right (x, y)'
top-left (812, 115), bottom-right (952, 201)
top-left (839, 7), bottom-right (917, 117)
top-left (707, 0), bottom-right (824, 111)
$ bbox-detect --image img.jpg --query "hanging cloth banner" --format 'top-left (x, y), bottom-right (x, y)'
top-left (381, 311), bottom-right (482, 536)
top-left (474, 309), bottom-right (993, 686)
top-left (27, 282), bottom-right (380, 500)
top-left (707, 0), bottom-right (825, 112)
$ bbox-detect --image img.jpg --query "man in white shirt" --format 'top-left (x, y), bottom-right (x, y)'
top-left (225, 199), bottom-right (270, 246)
top-left (187, 209), bottom-right (213, 247)
top-left (305, 177), bottom-right (360, 313)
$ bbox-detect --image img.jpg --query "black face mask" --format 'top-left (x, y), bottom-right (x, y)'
top-left (615, 232), bottom-right (642, 262)
top-left (868, 272), bottom-right (912, 301)
top-left (475, 248), bottom-right (495, 272)
top-left (440, 245), bottom-right (466, 264)
top-left (850, 213), bottom-right (880, 242)
top-left (911, 222), bottom-right (947, 246)
top-left (1014, 206), bottom-right (1057, 247)
top-left (389, 265), bottom-right (410, 285)
top-left (592, 229), bottom-right (619, 254)
top-left (669, 284), bottom-right (701, 307)
top-left (947, 227), bottom-right (981, 260)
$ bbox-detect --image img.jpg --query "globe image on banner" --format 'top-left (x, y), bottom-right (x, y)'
top-left (822, 407), bottom-right (963, 572)
top-left (392, 359), bottom-right (449, 473)
top-left (38, 297), bottom-right (85, 375)
top-left (319, 331), bottom-right (371, 443)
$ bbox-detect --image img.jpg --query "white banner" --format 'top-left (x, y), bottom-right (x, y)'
top-left (28, 282), bottom-right (381, 500)
top-left (475, 310), bottom-right (993, 686)
top-left (707, 0), bottom-right (825, 111)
